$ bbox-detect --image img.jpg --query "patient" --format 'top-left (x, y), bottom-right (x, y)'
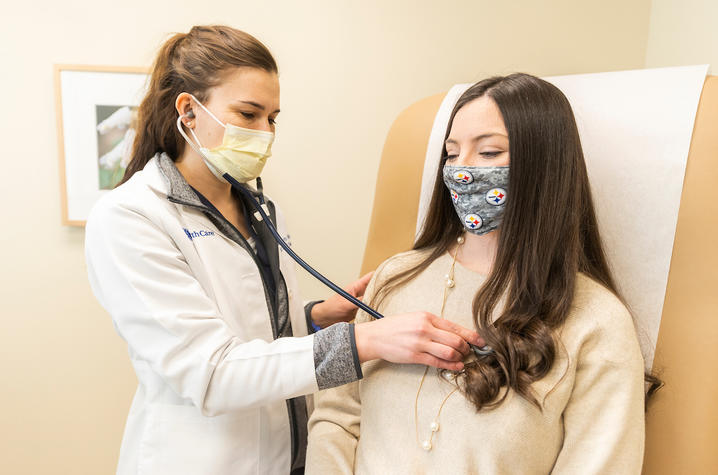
top-left (306, 73), bottom-right (654, 474)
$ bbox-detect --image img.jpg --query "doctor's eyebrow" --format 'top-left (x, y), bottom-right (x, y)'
top-left (445, 133), bottom-right (507, 145)
top-left (233, 100), bottom-right (281, 114)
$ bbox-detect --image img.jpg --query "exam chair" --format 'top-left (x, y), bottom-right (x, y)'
top-left (360, 72), bottom-right (718, 474)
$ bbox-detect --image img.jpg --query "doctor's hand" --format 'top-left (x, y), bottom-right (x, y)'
top-left (353, 312), bottom-right (485, 371)
top-left (310, 272), bottom-right (374, 328)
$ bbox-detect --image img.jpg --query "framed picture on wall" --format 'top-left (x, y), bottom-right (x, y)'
top-left (54, 65), bottom-right (149, 226)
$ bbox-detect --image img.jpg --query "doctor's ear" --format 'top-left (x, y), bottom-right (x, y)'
top-left (175, 92), bottom-right (197, 123)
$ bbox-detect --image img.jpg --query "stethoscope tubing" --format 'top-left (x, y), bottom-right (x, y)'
top-left (228, 174), bottom-right (386, 321)
top-left (227, 173), bottom-right (491, 357)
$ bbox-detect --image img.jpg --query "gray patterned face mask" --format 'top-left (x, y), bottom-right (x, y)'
top-left (442, 165), bottom-right (509, 235)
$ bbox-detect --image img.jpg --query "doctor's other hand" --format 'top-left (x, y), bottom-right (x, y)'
top-left (310, 272), bottom-right (374, 328)
top-left (353, 312), bottom-right (485, 371)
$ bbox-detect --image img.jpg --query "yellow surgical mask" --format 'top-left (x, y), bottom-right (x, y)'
top-left (176, 94), bottom-right (274, 183)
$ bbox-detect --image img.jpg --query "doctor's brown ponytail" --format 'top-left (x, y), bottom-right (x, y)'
top-left (119, 25), bottom-right (277, 185)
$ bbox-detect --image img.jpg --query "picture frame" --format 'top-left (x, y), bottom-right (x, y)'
top-left (54, 64), bottom-right (149, 226)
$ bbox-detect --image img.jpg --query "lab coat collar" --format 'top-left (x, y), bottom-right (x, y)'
top-left (149, 153), bottom-right (265, 211)
top-left (150, 153), bottom-right (209, 209)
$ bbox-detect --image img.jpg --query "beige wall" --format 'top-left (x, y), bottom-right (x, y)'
top-left (645, 0), bottom-right (718, 71)
top-left (0, 0), bottom-right (676, 472)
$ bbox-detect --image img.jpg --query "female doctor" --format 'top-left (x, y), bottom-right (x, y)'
top-left (84, 25), bottom-right (482, 475)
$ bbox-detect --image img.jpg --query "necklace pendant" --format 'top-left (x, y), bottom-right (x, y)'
top-left (422, 439), bottom-right (432, 451)
top-left (430, 421), bottom-right (440, 432)
top-left (445, 278), bottom-right (455, 288)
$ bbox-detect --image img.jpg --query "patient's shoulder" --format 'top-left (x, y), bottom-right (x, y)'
top-left (373, 248), bottom-right (435, 283)
top-left (560, 273), bottom-right (643, 365)
top-left (571, 273), bottom-right (631, 326)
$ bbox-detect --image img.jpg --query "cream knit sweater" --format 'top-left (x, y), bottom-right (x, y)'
top-left (306, 249), bottom-right (645, 474)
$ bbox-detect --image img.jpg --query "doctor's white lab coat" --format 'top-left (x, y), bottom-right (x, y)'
top-left (85, 154), bottom-right (330, 474)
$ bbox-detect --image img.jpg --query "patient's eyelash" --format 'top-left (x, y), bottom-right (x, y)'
top-left (443, 154), bottom-right (458, 161)
top-left (480, 151), bottom-right (502, 157)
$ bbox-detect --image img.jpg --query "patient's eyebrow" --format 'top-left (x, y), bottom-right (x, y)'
top-left (445, 133), bottom-right (507, 145)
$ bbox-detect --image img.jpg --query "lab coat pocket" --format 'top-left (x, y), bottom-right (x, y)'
top-left (138, 403), bottom-right (259, 475)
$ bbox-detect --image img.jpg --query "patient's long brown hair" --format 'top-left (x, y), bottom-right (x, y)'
top-left (371, 73), bottom-right (661, 410)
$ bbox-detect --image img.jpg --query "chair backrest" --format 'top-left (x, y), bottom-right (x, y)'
top-left (361, 70), bottom-right (718, 474)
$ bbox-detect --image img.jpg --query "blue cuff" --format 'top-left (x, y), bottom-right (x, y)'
top-left (304, 300), bottom-right (325, 334)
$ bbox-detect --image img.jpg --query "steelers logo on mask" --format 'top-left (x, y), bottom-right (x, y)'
top-left (463, 214), bottom-right (483, 230)
top-left (452, 170), bottom-right (474, 184)
top-left (450, 189), bottom-right (459, 204)
top-left (485, 188), bottom-right (507, 206)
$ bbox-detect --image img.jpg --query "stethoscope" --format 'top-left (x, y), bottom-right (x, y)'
top-left (226, 173), bottom-right (493, 357)
top-left (176, 112), bottom-right (384, 318)
top-left (176, 112), bottom-right (490, 356)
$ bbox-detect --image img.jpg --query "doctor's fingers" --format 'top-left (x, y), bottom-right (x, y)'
top-left (413, 346), bottom-right (466, 372)
top-left (430, 315), bottom-right (485, 348)
top-left (348, 272), bottom-right (374, 298)
top-left (421, 326), bottom-right (471, 358)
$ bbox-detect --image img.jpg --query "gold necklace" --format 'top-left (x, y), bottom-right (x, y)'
top-left (414, 233), bottom-right (465, 452)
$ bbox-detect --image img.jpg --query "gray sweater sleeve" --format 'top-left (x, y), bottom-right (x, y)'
top-left (313, 322), bottom-right (363, 390)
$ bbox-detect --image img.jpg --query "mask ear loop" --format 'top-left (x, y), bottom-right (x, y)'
top-left (176, 114), bottom-right (225, 180)
top-left (176, 93), bottom-right (226, 150)
top-left (189, 93), bottom-right (227, 129)
top-left (176, 114), bottom-right (203, 155)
